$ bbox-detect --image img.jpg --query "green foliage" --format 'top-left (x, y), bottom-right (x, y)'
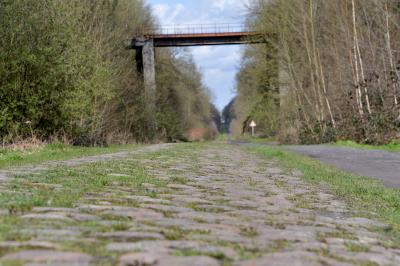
top-left (230, 28), bottom-right (279, 137)
top-left (0, 0), bottom-right (74, 140)
top-left (210, 104), bottom-right (222, 133)
top-left (0, 143), bottom-right (137, 169)
top-left (232, 0), bottom-right (400, 144)
top-left (0, 0), bottom-right (216, 144)
top-left (335, 140), bottom-right (400, 152)
top-left (0, 151), bottom-right (167, 213)
top-left (155, 50), bottom-right (214, 141)
top-left (222, 99), bottom-right (236, 133)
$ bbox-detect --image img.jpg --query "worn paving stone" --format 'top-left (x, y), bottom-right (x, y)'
top-left (77, 204), bottom-right (114, 212)
top-left (31, 207), bottom-right (78, 213)
top-left (0, 241), bottom-right (59, 249)
top-left (119, 252), bottom-right (160, 266)
top-left (99, 231), bottom-right (165, 242)
top-left (119, 252), bottom-right (219, 266)
top-left (341, 217), bottom-right (391, 230)
top-left (149, 217), bottom-right (216, 232)
top-left (176, 211), bottom-right (227, 223)
top-left (21, 229), bottom-right (82, 237)
top-left (169, 195), bottom-right (212, 205)
top-left (140, 204), bottom-right (193, 214)
top-left (125, 195), bottom-right (171, 204)
top-left (68, 212), bottom-right (99, 222)
top-left (21, 212), bottom-right (74, 222)
top-left (234, 251), bottom-right (323, 266)
top-left (157, 256), bottom-right (220, 266)
top-left (109, 240), bottom-right (238, 259)
top-left (103, 207), bottom-right (165, 220)
top-left (1, 250), bottom-right (92, 265)
top-left (108, 241), bottom-right (170, 253)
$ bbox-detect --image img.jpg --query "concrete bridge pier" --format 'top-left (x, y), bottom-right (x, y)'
top-left (134, 38), bottom-right (157, 137)
top-left (142, 39), bottom-right (156, 105)
top-left (135, 38), bottom-right (156, 106)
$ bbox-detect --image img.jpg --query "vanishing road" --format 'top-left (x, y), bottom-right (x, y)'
top-left (0, 143), bottom-right (399, 265)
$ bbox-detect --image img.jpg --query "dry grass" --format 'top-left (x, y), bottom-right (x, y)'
top-left (3, 137), bottom-right (47, 152)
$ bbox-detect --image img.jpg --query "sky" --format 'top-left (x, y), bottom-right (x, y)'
top-left (146, 0), bottom-right (250, 111)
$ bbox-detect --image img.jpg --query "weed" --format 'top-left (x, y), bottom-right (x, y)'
top-left (240, 226), bottom-right (258, 238)
top-left (268, 239), bottom-right (291, 252)
top-left (317, 229), bottom-right (357, 243)
top-left (169, 176), bottom-right (188, 184)
top-left (345, 242), bottom-right (370, 253)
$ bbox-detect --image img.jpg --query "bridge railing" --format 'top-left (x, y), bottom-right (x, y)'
top-left (135, 23), bottom-right (248, 37)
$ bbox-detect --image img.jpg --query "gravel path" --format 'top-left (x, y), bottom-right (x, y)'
top-left (1, 144), bottom-right (399, 265)
top-left (287, 145), bottom-right (400, 188)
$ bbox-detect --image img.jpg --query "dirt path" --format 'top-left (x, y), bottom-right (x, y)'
top-left (1, 144), bottom-right (399, 265)
top-left (287, 145), bottom-right (400, 188)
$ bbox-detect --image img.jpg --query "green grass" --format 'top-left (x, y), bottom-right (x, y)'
top-left (334, 140), bottom-right (400, 152)
top-left (216, 134), bottom-right (229, 142)
top-left (0, 143), bottom-right (138, 169)
top-left (248, 145), bottom-right (400, 235)
top-left (0, 143), bottom-right (206, 244)
top-left (169, 176), bottom-right (189, 184)
top-left (172, 249), bottom-right (231, 265)
top-left (317, 228), bottom-right (357, 242)
top-left (232, 135), bottom-right (278, 144)
top-left (0, 158), bottom-right (166, 214)
top-left (344, 242), bottom-right (370, 253)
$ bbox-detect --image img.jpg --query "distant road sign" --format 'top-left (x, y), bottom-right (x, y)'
top-left (250, 120), bottom-right (256, 136)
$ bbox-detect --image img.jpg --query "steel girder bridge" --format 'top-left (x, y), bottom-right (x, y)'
top-left (128, 23), bottom-right (262, 123)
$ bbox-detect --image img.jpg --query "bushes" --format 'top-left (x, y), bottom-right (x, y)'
top-left (0, 0), bottom-right (217, 145)
top-left (232, 0), bottom-right (400, 144)
top-left (0, 0), bottom-right (74, 141)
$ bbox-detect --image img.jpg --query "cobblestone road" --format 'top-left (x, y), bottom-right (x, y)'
top-left (0, 144), bottom-right (399, 265)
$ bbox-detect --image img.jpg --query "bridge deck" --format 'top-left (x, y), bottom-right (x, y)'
top-left (148, 32), bottom-right (255, 39)
top-left (131, 32), bottom-right (261, 48)
top-left (130, 24), bottom-right (262, 48)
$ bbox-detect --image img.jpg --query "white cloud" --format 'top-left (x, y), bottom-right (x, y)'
top-left (170, 4), bottom-right (185, 24)
top-left (212, 0), bottom-right (250, 12)
top-left (213, 0), bottom-right (226, 11)
top-left (153, 4), bottom-right (169, 21)
top-left (153, 3), bottom-right (185, 24)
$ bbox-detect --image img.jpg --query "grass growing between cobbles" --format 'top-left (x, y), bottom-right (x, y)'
top-left (249, 145), bottom-right (400, 237)
top-left (0, 143), bottom-right (207, 242)
top-left (0, 159), bottom-right (165, 213)
top-left (0, 153), bottom-right (152, 243)
top-left (0, 143), bottom-right (138, 169)
top-left (0, 142), bottom-right (227, 265)
top-left (334, 140), bottom-right (400, 152)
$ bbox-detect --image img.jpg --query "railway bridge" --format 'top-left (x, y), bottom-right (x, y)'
top-left (128, 24), bottom-right (262, 125)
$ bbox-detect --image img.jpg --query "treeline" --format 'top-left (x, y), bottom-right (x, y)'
top-left (0, 0), bottom-right (217, 145)
top-left (232, 0), bottom-right (400, 144)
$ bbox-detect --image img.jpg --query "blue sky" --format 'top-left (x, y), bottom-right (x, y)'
top-left (146, 0), bottom-right (250, 110)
